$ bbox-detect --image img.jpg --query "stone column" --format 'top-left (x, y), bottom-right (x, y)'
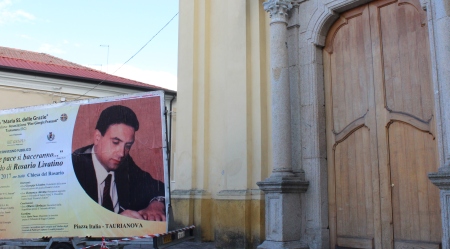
top-left (257, 1), bottom-right (309, 248)
top-left (428, 0), bottom-right (450, 248)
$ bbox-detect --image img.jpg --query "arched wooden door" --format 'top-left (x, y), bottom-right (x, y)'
top-left (323, 0), bottom-right (442, 248)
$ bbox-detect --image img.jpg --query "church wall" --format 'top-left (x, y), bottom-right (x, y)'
top-left (173, 0), bottom-right (270, 248)
top-left (176, 0), bottom-right (449, 248)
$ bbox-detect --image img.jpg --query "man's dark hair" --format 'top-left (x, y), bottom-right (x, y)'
top-left (95, 105), bottom-right (139, 136)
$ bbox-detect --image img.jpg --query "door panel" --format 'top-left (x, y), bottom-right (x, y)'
top-left (378, 0), bottom-right (433, 122)
top-left (324, 4), bottom-right (380, 248)
top-left (335, 128), bottom-right (375, 245)
top-left (389, 122), bottom-right (441, 244)
top-left (324, 0), bottom-right (441, 248)
top-left (371, 0), bottom-right (441, 246)
top-left (329, 7), bottom-right (372, 134)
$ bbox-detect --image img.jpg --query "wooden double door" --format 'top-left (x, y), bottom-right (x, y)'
top-left (324, 0), bottom-right (442, 248)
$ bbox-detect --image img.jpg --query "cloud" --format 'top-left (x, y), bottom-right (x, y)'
top-left (20, 34), bottom-right (32, 40)
top-left (0, 0), bottom-right (35, 25)
top-left (88, 64), bottom-right (177, 91)
top-left (0, 0), bottom-right (11, 9)
top-left (15, 9), bottom-right (33, 19)
top-left (39, 43), bottom-right (66, 55)
top-left (57, 40), bottom-right (82, 48)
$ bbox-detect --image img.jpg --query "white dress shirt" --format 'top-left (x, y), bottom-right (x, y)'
top-left (92, 146), bottom-right (119, 213)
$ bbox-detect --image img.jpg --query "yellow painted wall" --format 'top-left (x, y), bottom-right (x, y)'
top-left (173, 0), bottom-right (271, 247)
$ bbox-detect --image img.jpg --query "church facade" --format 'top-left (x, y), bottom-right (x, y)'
top-left (174, 0), bottom-right (450, 248)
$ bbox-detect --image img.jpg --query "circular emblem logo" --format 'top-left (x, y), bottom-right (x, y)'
top-left (60, 113), bottom-right (68, 122)
top-left (47, 132), bottom-right (55, 141)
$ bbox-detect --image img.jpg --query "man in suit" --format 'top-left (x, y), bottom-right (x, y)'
top-left (72, 105), bottom-right (166, 221)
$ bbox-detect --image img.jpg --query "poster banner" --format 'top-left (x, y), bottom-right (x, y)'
top-left (0, 91), bottom-right (168, 239)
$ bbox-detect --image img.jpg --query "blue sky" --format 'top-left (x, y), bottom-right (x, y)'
top-left (0, 0), bottom-right (179, 90)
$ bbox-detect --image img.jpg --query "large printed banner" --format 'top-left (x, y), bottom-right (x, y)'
top-left (0, 92), bottom-right (168, 239)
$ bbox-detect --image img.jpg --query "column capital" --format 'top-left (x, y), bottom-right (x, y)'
top-left (263, 0), bottom-right (293, 23)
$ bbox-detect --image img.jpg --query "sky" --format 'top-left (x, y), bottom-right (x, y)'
top-left (0, 0), bottom-right (179, 90)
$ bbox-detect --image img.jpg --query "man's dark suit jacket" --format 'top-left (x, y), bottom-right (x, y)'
top-left (72, 145), bottom-right (165, 213)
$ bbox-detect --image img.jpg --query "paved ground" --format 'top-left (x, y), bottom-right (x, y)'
top-left (164, 240), bottom-right (215, 248)
top-left (123, 240), bottom-right (215, 249)
top-left (0, 238), bottom-right (216, 249)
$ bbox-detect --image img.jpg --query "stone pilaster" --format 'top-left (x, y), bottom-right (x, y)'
top-left (428, 0), bottom-right (450, 248)
top-left (433, 0), bottom-right (450, 172)
top-left (428, 167), bottom-right (450, 249)
top-left (257, 1), bottom-right (309, 248)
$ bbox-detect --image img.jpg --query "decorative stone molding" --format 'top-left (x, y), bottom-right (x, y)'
top-left (217, 190), bottom-right (251, 196)
top-left (429, 156), bottom-right (450, 185)
top-left (170, 189), bottom-right (211, 199)
top-left (216, 189), bottom-right (264, 200)
top-left (306, 0), bottom-right (375, 46)
top-left (263, 0), bottom-right (293, 23)
top-left (291, 0), bottom-right (308, 7)
top-left (429, 172), bottom-right (450, 190)
top-left (419, 0), bottom-right (428, 10)
top-left (257, 177), bottom-right (309, 194)
top-left (257, 176), bottom-right (309, 249)
top-left (429, 159), bottom-right (450, 188)
top-left (273, 167), bottom-right (295, 173)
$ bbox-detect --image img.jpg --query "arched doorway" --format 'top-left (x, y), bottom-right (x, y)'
top-left (323, 0), bottom-right (441, 248)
